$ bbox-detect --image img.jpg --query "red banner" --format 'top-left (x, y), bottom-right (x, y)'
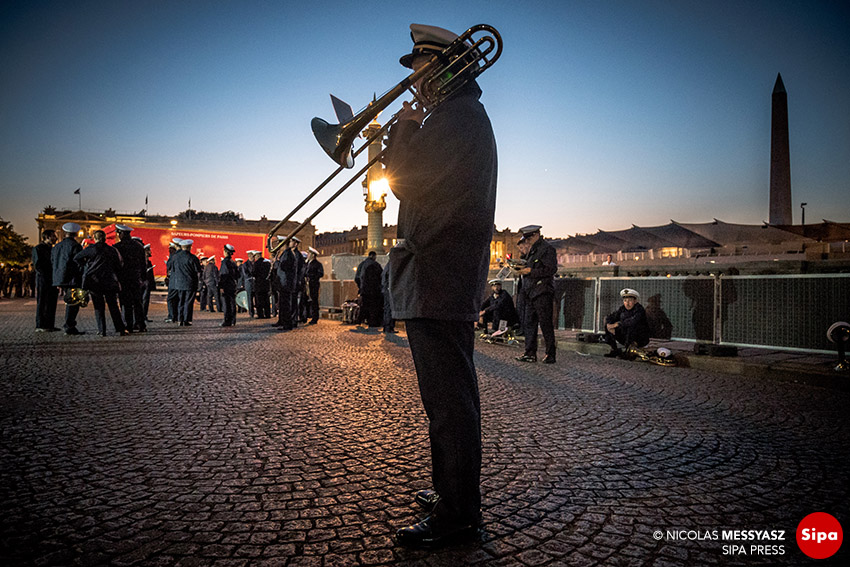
top-left (104, 224), bottom-right (268, 278)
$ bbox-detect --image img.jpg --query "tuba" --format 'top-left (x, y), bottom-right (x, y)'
top-left (64, 287), bottom-right (90, 308)
top-left (266, 24), bottom-right (502, 255)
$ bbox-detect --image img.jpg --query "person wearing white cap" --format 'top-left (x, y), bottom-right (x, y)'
top-left (170, 239), bottom-right (202, 326)
top-left (113, 224), bottom-right (147, 332)
top-left (252, 251), bottom-right (272, 319)
top-left (604, 288), bottom-right (650, 358)
top-left (51, 222), bottom-right (85, 335)
top-left (386, 23), bottom-right (498, 548)
top-left (73, 230), bottom-right (129, 336)
top-left (240, 250), bottom-right (256, 318)
top-left (218, 244), bottom-right (238, 326)
top-left (514, 225), bottom-right (558, 364)
top-left (142, 244), bottom-right (156, 323)
top-left (164, 239), bottom-right (182, 322)
top-left (478, 279), bottom-right (518, 334)
top-left (304, 247), bottom-right (324, 324)
top-left (201, 255), bottom-right (221, 313)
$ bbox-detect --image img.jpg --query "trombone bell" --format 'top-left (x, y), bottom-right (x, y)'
top-left (311, 117), bottom-right (355, 169)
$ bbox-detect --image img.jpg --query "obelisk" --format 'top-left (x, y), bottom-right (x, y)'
top-left (769, 73), bottom-right (792, 225)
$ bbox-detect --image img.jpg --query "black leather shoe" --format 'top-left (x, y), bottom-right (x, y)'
top-left (542, 355), bottom-right (556, 364)
top-left (64, 328), bottom-right (85, 335)
top-left (395, 515), bottom-right (480, 549)
top-left (414, 489), bottom-right (440, 510)
top-left (515, 354), bottom-right (537, 363)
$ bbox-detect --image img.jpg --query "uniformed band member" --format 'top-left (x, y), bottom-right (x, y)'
top-left (202, 255), bottom-right (221, 312)
top-left (604, 288), bottom-right (651, 358)
top-left (253, 251), bottom-right (272, 319)
top-left (165, 239), bottom-right (182, 322)
top-left (219, 244), bottom-right (239, 327)
top-left (170, 239), bottom-right (202, 326)
top-left (241, 250), bottom-right (256, 318)
top-left (354, 251), bottom-right (383, 328)
top-left (142, 244), bottom-right (156, 322)
top-left (290, 238), bottom-right (306, 326)
top-left (479, 279), bottom-right (518, 333)
top-left (33, 229), bottom-right (59, 332)
top-left (305, 247), bottom-right (324, 324)
top-left (113, 224), bottom-right (147, 332)
top-left (273, 237), bottom-right (297, 331)
top-left (385, 23), bottom-right (497, 548)
top-left (73, 230), bottom-right (128, 336)
top-left (51, 222), bottom-right (85, 335)
top-left (514, 225), bottom-right (558, 364)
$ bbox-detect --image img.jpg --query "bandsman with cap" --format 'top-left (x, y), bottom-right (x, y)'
top-left (142, 244), bottom-right (156, 322)
top-left (202, 255), bottom-right (221, 313)
top-left (73, 230), bottom-right (128, 336)
top-left (252, 251), bottom-right (272, 319)
top-left (604, 288), bottom-right (650, 358)
top-left (170, 239), bottom-right (202, 326)
top-left (479, 278), bottom-right (518, 333)
top-left (514, 225), bottom-right (558, 364)
top-left (218, 244), bottom-right (239, 326)
top-left (33, 229), bottom-right (59, 332)
top-left (51, 222), bottom-right (85, 335)
top-left (272, 237), bottom-right (297, 330)
top-left (385, 23), bottom-right (498, 548)
top-left (304, 247), bottom-right (324, 325)
top-left (241, 250), bottom-right (256, 318)
top-left (164, 239), bottom-right (182, 322)
top-left (113, 224), bottom-right (147, 332)
top-left (290, 237), bottom-right (306, 326)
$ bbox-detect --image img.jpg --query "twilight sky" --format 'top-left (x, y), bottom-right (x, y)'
top-left (2, 0), bottom-right (849, 244)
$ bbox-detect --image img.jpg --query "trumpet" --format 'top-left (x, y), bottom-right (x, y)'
top-left (266, 24), bottom-right (502, 255)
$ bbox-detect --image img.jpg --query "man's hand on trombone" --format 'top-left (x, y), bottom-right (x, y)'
top-left (398, 100), bottom-right (426, 125)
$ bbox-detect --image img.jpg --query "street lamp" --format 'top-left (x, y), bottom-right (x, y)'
top-left (801, 202), bottom-right (807, 226)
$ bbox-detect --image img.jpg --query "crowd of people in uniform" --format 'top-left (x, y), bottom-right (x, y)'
top-left (32, 222), bottom-right (155, 336)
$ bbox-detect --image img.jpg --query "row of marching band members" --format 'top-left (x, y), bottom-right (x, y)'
top-left (161, 234), bottom-right (324, 331)
top-left (33, 222), bottom-right (155, 336)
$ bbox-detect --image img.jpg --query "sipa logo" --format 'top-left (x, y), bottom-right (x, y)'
top-left (796, 512), bottom-right (843, 559)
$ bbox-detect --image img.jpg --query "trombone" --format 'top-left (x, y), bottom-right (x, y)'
top-left (266, 24), bottom-right (502, 255)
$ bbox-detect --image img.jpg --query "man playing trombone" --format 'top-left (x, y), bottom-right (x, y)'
top-left (385, 23), bottom-right (498, 549)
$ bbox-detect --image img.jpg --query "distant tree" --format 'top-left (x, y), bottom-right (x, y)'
top-left (0, 218), bottom-right (31, 264)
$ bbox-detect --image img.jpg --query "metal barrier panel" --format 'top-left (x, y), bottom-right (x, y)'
top-left (598, 277), bottom-right (715, 341)
top-left (555, 278), bottom-right (596, 331)
top-left (720, 274), bottom-right (850, 351)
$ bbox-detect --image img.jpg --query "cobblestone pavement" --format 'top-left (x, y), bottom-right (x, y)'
top-left (1, 298), bottom-right (848, 566)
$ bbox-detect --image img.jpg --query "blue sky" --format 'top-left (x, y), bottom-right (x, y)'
top-left (2, 0), bottom-right (849, 243)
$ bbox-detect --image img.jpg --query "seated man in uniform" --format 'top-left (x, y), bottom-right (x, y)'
top-left (478, 279), bottom-right (518, 333)
top-left (604, 288), bottom-right (650, 358)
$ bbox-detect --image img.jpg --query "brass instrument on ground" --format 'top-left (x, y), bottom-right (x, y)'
top-left (266, 24), bottom-right (503, 255)
top-left (63, 287), bottom-right (90, 308)
top-left (625, 345), bottom-right (677, 367)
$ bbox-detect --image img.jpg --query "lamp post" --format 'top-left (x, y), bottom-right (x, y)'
top-left (362, 118), bottom-right (387, 254)
top-left (800, 202), bottom-right (807, 226)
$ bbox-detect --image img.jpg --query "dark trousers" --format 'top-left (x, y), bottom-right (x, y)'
top-left (167, 287), bottom-right (179, 320)
top-left (604, 326), bottom-right (650, 351)
top-left (307, 280), bottom-right (320, 323)
top-left (35, 276), bottom-right (58, 329)
top-left (90, 291), bottom-right (126, 334)
top-left (222, 291), bottom-right (236, 325)
top-left (59, 287), bottom-right (81, 332)
top-left (255, 288), bottom-right (271, 318)
top-left (120, 285), bottom-right (145, 331)
top-left (405, 318), bottom-right (481, 525)
top-left (276, 289), bottom-right (292, 329)
top-left (176, 290), bottom-right (194, 323)
top-left (141, 282), bottom-right (151, 319)
top-left (360, 293), bottom-right (384, 327)
top-left (523, 293), bottom-right (556, 359)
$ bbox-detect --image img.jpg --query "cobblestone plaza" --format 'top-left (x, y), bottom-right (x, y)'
top-left (1, 298), bottom-right (848, 566)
